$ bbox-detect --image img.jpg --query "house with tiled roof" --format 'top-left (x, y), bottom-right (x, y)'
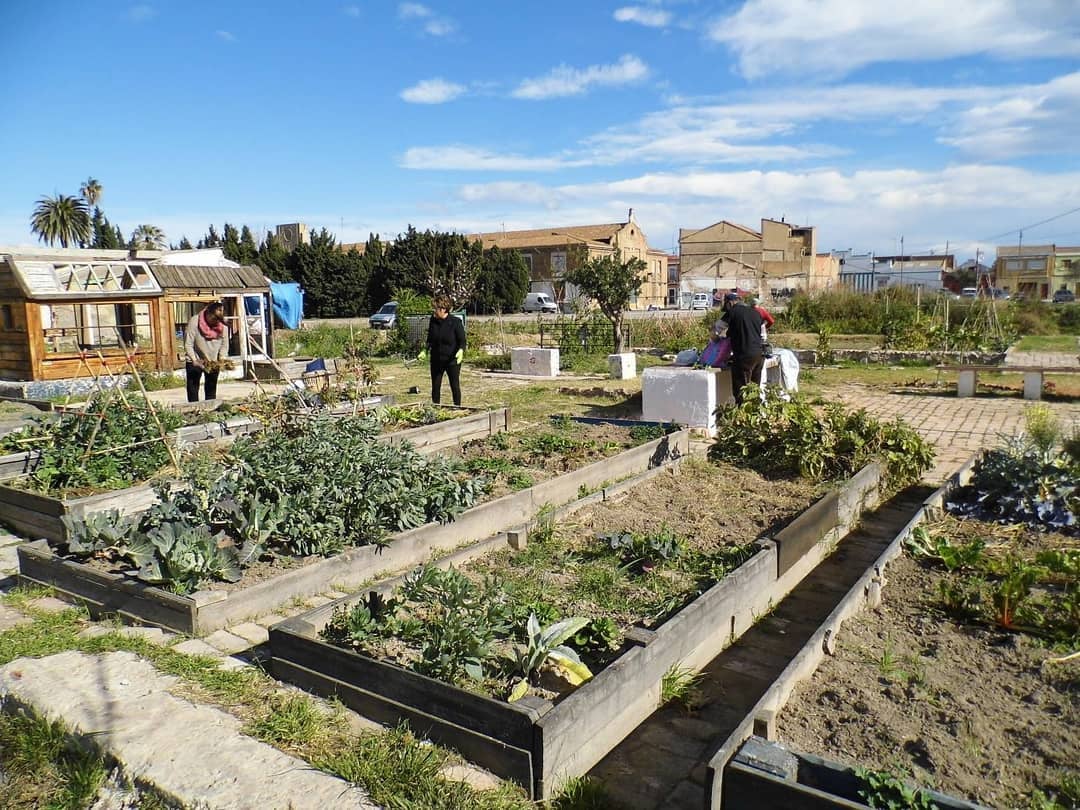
top-left (471, 212), bottom-right (667, 310)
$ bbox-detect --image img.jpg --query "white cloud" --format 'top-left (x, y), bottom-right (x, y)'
top-left (397, 2), bottom-right (456, 36)
top-left (940, 71), bottom-right (1080, 158)
top-left (400, 78), bottom-right (467, 104)
top-left (215, 30), bottom-right (236, 42)
top-left (512, 55), bottom-right (650, 99)
top-left (454, 164), bottom-right (1080, 258)
top-left (401, 147), bottom-right (582, 171)
top-left (614, 6), bottom-right (671, 27)
top-left (128, 4), bottom-right (155, 22)
top-left (342, 5), bottom-right (360, 17)
top-left (398, 2), bottom-right (430, 18)
top-left (708, 0), bottom-right (1080, 78)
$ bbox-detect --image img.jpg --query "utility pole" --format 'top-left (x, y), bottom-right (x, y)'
top-left (899, 235), bottom-right (904, 288)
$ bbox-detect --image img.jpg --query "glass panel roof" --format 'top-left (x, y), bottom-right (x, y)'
top-left (13, 260), bottom-right (161, 296)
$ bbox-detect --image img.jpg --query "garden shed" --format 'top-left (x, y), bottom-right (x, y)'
top-left (0, 246), bottom-right (274, 384)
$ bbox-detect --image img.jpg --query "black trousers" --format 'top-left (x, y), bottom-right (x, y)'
top-left (731, 354), bottom-right (764, 405)
top-left (430, 362), bottom-right (461, 406)
top-left (186, 363), bottom-right (220, 403)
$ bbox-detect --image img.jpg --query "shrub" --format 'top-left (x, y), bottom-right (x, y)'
top-left (708, 387), bottom-right (934, 486)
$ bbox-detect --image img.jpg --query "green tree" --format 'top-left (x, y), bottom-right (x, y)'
top-left (178, 236), bottom-right (193, 250)
top-left (30, 194), bottom-right (91, 248)
top-left (256, 231), bottom-right (289, 281)
top-left (199, 225), bottom-right (221, 249)
top-left (238, 226), bottom-right (258, 265)
top-left (564, 249), bottom-right (645, 353)
top-left (222, 223), bottom-right (241, 262)
top-left (370, 227), bottom-right (482, 309)
top-left (130, 224), bottom-right (166, 250)
top-left (473, 246), bottom-right (530, 313)
top-left (79, 177), bottom-right (102, 208)
top-left (91, 207), bottom-right (122, 249)
top-left (114, 225), bottom-right (125, 247)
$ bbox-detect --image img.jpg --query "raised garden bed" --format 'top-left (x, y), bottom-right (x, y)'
top-left (0, 404), bottom-right (511, 542)
top-left (268, 459), bottom-right (886, 799)
top-left (18, 429), bottom-right (690, 635)
top-left (709, 448), bottom-right (1079, 810)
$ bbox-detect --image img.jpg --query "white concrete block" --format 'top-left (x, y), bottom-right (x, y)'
top-left (641, 367), bottom-right (734, 435)
top-left (511, 347), bottom-right (559, 376)
top-left (607, 352), bottom-right (637, 379)
top-left (957, 369), bottom-right (977, 398)
top-left (1023, 370), bottom-right (1043, 400)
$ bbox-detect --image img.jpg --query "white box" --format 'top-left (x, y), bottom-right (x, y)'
top-left (642, 366), bottom-right (734, 435)
top-left (607, 352), bottom-right (637, 379)
top-left (510, 347), bottom-right (560, 376)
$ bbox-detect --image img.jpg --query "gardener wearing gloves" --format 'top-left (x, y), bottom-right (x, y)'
top-left (184, 301), bottom-right (230, 403)
top-left (418, 295), bottom-right (466, 406)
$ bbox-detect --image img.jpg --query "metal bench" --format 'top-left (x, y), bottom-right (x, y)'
top-left (937, 365), bottom-right (1080, 400)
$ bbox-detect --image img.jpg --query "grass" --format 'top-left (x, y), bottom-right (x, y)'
top-left (660, 663), bottom-right (705, 711)
top-left (1013, 334), bottom-right (1080, 352)
top-left (0, 596), bottom-right (604, 809)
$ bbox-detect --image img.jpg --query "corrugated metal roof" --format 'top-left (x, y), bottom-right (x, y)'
top-left (150, 264), bottom-right (268, 291)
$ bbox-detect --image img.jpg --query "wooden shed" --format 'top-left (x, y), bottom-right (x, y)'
top-left (0, 247), bottom-right (273, 383)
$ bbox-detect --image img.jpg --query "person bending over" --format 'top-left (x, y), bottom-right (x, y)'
top-left (184, 302), bottom-right (229, 402)
top-left (721, 292), bottom-right (765, 405)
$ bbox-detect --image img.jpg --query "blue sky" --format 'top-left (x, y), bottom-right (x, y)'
top-left (2, 0), bottom-right (1079, 260)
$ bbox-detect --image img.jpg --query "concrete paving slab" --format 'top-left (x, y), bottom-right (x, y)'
top-left (0, 651), bottom-right (375, 809)
top-left (0, 545), bottom-right (17, 574)
top-left (28, 596), bottom-right (76, 614)
top-left (172, 638), bottom-right (222, 658)
top-left (203, 630), bottom-right (251, 654)
top-left (254, 612), bottom-right (289, 628)
top-left (0, 604), bottom-right (31, 632)
top-left (228, 622), bottom-right (269, 646)
top-left (118, 626), bottom-right (171, 646)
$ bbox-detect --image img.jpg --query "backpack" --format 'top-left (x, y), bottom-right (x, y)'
top-left (699, 337), bottom-right (732, 368)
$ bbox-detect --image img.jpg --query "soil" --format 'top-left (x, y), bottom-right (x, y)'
top-left (780, 519), bottom-right (1080, 809)
top-left (342, 456), bottom-right (822, 702)
top-left (457, 420), bottom-right (661, 497)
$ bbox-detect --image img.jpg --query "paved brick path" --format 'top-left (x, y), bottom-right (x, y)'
top-left (829, 383), bottom-right (1080, 482)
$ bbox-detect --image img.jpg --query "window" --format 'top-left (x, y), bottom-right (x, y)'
top-left (14, 260), bottom-right (160, 297)
top-left (1025, 259), bottom-right (1045, 271)
top-left (1006, 260), bottom-right (1022, 271)
top-left (0, 305), bottom-right (12, 331)
top-left (41, 302), bottom-right (152, 354)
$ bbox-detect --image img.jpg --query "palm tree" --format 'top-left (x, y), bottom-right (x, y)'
top-left (79, 177), bottom-right (102, 208)
top-left (130, 224), bottom-right (166, 250)
top-left (30, 194), bottom-right (91, 248)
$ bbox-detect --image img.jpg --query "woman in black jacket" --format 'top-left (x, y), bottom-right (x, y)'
top-left (420, 295), bottom-right (466, 406)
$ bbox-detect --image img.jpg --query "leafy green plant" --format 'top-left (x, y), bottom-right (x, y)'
top-left (903, 527), bottom-right (985, 571)
top-left (855, 767), bottom-right (938, 810)
top-left (599, 526), bottom-right (683, 573)
top-left (397, 566), bottom-right (509, 683)
top-left (660, 663), bottom-right (704, 711)
top-left (137, 521), bottom-right (241, 594)
top-left (508, 613), bottom-right (593, 700)
top-left (571, 617), bottom-right (622, 660)
top-left (710, 388), bottom-right (934, 485)
top-left (20, 393), bottom-right (183, 494)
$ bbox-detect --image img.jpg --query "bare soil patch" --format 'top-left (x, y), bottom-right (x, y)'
top-left (780, 519), bottom-right (1079, 809)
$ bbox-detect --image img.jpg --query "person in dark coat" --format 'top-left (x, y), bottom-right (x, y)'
top-left (419, 295), bottom-right (466, 406)
top-left (721, 292), bottom-right (765, 404)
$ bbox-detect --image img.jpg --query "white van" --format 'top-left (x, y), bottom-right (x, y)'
top-left (522, 292), bottom-right (558, 313)
top-left (691, 292), bottom-right (710, 310)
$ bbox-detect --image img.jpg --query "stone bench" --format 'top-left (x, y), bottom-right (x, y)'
top-left (938, 365), bottom-right (1080, 400)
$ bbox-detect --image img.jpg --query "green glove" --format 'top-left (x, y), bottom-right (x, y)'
top-left (417, 350), bottom-right (428, 362)
top-left (454, 349), bottom-right (464, 364)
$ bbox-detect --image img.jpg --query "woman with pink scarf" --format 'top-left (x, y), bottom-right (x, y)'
top-left (184, 302), bottom-right (229, 402)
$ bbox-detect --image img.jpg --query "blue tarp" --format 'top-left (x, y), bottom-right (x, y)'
top-left (270, 282), bottom-right (304, 329)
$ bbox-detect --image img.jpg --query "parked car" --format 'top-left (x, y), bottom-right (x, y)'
top-left (369, 301), bottom-right (398, 329)
top-left (960, 287), bottom-right (978, 299)
top-left (691, 292), bottom-right (710, 310)
top-left (522, 292), bottom-right (558, 313)
top-left (1053, 288), bottom-right (1076, 303)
